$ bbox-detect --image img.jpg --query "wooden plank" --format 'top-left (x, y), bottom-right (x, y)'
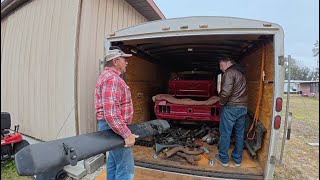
top-left (95, 143), bottom-right (263, 180)
top-left (241, 42), bottom-right (274, 170)
top-left (96, 166), bottom-right (219, 180)
top-left (125, 56), bottom-right (167, 124)
top-left (264, 43), bottom-right (274, 81)
top-left (132, 145), bottom-right (263, 176)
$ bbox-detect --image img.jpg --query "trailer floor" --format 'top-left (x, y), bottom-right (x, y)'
top-left (95, 144), bottom-right (264, 179)
top-left (132, 144), bottom-right (264, 179)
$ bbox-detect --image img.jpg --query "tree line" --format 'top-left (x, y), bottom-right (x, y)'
top-left (284, 40), bottom-right (319, 81)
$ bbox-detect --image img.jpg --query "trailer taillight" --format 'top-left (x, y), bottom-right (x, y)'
top-left (275, 97), bottom-right (283, 112)
top-left (274, 115), bottom-right (281, 129)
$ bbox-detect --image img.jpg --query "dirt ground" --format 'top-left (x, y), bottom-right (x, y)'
top-left (274, 95), bottom-right (319, 180)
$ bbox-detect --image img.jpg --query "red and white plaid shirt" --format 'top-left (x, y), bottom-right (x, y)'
top-left (94, 67), bottom-right (133, 138)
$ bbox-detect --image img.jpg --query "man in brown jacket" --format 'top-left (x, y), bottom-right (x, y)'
top-left (215, 57), bottom-right (248, 167)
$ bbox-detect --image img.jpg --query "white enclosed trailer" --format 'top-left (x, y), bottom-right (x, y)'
top-left (104, 16), bottom-right (285, 180)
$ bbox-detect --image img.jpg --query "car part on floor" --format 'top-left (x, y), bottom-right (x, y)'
top-left (245, 121), bottom-right (267, 159)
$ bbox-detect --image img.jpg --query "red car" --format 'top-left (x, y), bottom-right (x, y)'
top-left (154, 71), bottom-right (221, 122)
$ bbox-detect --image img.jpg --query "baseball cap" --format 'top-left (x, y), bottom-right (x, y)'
top-left (105, 49), bottom-right (132, 62)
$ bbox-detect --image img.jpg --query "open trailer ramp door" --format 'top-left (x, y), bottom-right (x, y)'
top-left (104, 16), bottom-right (285, 180)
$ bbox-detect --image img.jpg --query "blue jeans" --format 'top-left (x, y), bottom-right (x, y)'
top-left (218, 106), bottom-right (247, 164)
top-left (97, 120), bottom-right (134, 180)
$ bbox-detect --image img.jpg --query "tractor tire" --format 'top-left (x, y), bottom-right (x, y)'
top-left (1, 144), bottom-right (13, 161)
top-left (13, 140), bottom-right (30, 154)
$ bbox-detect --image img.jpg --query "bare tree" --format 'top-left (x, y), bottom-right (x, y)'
top-left (284, 57), bottom-right (312, 80)
top-left (313, 40), bottom-right (319, 57)
top-left (312, 40), bottom-right (319, 81)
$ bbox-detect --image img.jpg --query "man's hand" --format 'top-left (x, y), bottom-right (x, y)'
top-left (124, 133), bottom-right (139, 147)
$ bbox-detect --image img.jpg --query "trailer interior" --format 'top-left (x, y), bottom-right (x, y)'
top-left (111, 33), bottom-right (275, 179)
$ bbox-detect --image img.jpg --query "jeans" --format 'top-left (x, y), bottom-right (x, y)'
top-left (218, 106), bottom-right (247, 164)
top-left (97, 120), bottom-right (134, 180)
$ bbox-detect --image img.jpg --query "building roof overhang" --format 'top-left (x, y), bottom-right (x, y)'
top-left (1, 0), bottom-right (165, 21)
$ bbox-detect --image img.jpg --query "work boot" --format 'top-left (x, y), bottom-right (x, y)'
top-left (214, 154), bottom-right (229, 167)
top-left (234, 162), bottom-right (241, 167)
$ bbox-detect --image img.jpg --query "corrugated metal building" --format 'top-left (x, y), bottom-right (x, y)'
top-left (1, 0), bottom-right (164, 141)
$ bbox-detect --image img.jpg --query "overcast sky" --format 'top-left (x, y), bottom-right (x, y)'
top-left (154, 0), bottom-right (319, 69)
top-left (1, 0), bottom-right (318, 68)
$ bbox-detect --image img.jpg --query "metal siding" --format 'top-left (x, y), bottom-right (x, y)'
top-left (112, 0), bottom-right (119, 32)
top-left (123, 2), bottom-right (129, 28)
top-left (125, 0), bottom-right (164, 20)
top-left (117, 0), bottom-right (124, 30)
top-left (1, 19), bottom-right (8, 63)
top-left (128, 2), bottom-right (134, 27)
top-left (77, 0), bottom-right (148, 134)
top-left (0, 0), bottom-right (80, 140)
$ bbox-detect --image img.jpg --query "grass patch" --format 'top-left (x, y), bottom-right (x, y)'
top-left (274, 95), bottom-right (319, 179)
top-left (1, 160), bottom-right (32, 180)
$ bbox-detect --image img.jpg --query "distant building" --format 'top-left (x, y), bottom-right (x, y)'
top-left (284, 80), bottom-right (319, 98)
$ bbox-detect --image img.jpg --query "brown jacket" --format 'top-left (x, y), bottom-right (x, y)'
top-left (219, 64), bottom-right (248, 107)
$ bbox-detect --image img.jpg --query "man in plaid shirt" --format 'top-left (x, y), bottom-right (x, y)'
top-left (95, 48), bottom-right (138, 180)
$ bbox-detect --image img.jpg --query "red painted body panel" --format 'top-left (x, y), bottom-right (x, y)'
top-left (1, 133), bottom-right (23, 146)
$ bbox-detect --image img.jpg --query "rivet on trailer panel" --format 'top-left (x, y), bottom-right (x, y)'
top-left (180, 25), bottom-right (188, 29)
top-left (162, 26), bottom-right (170, 31)
top-left (199, 24), bottom-right (208, 28)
